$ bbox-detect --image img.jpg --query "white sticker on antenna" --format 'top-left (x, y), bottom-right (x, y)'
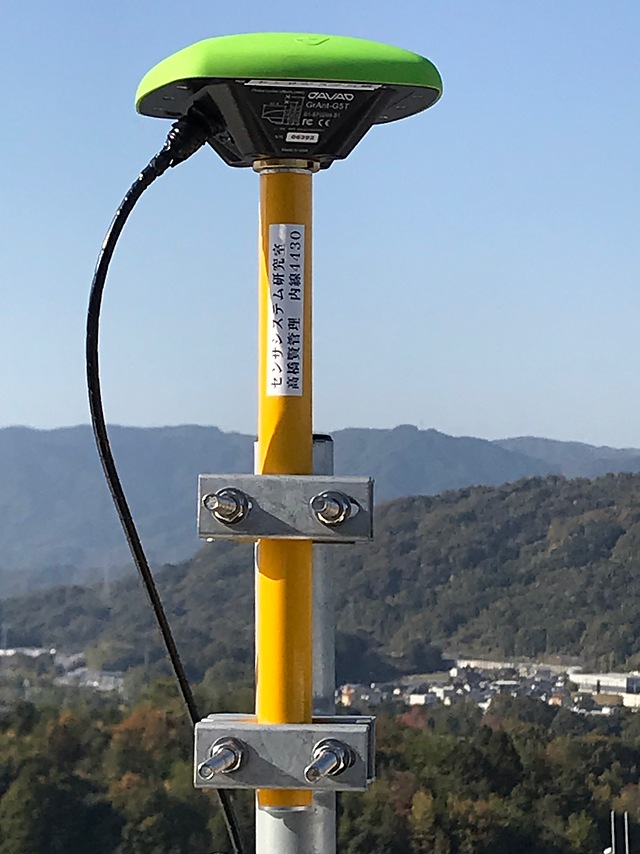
top-left (267, 224), bottom-right (304, 397)
top-left (286, 131), bottom-right (319, 143)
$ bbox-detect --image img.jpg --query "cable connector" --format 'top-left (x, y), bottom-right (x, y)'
top-left (147, 109), bottom-right (221, 178)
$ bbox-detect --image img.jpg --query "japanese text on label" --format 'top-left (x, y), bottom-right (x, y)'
top-left (267, 224), bottom-right (304, 397)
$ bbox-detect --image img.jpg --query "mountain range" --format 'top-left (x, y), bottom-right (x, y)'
top-left (2, 423), bottom-right (640, 593)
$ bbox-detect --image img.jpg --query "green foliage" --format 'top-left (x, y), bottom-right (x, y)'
top-left (0, 762), bottom-right (121, 854)
top-left (372, 697), bottom-right (640, 854)
top-left (339, 780), bottom-right (412, 854)
top-left (0, 689), bottom-right (250, 854)
top-left (0, 688), bottom-right (639, 852)
top-left (337, 692), bottom-right (640, 853)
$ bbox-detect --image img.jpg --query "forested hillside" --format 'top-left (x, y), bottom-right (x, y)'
top-left (3, 472), bottom-right (640, 677)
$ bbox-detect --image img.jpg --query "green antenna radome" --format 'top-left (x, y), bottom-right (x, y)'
top-left (136, 33), bottom-right (442, 169)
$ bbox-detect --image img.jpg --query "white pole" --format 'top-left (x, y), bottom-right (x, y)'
top-left (309, 435), bottom-right (337, 853)
top-left (624, 811), bottom-right (629, 854)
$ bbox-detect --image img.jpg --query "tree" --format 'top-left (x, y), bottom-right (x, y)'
top-left (0, 763), bottom-right (120, 854)
top-left (564, 811), bottom-right (599, 851)
top-left (108, 772), bottom-right (213, 854)
top-left (410, 789), bottom-right (451, 854)
top-left (339, 780), bottom-right (411, 854)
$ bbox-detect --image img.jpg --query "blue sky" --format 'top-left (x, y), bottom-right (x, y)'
top-left (1, 1), bottom-right (639, 446)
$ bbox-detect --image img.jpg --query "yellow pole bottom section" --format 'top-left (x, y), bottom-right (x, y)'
top-left (257, 540), bottom-right (313, 810)
top-left (258, 789), bottom-right (313, 810)
top-left (257, 540), bottom-right (313, 721)
top-left (256, 540), bottom-right (313, 808)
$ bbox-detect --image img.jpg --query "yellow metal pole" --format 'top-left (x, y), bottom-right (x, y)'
top-left (254, 160), bottom-right (315, 810)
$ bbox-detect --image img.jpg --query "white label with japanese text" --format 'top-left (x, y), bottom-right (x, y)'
top-left (267, 224), bottom-right (304, 397)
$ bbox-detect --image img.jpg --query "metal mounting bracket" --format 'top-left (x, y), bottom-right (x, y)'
top-left (197, 474), bottom-right (373, 542)
top-left (194, 714), bottom-right (375, 791)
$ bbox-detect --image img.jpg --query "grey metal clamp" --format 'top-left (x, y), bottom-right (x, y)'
top-left (198, 474), bottom-right (373, 542)
top-left (194, 714), bottom-right (375, 791)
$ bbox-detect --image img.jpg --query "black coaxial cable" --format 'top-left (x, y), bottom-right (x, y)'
top-left (85, 113), bottom-right (245, 854)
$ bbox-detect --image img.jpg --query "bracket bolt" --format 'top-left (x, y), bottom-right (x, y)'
top-left (309, 491), bottom-right (358, 526)
top-left (197, 738), bottom-right (245, 781)
top-left (203, 488), bottom-right (250, 524)
top-left (304, 738), bottom-right (355, 783)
